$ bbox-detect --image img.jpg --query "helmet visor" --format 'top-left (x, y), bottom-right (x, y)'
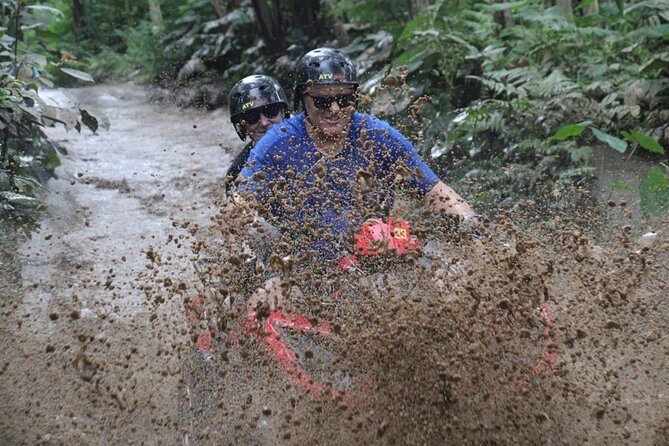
top-left (233, 103), bottom-right (286, 126)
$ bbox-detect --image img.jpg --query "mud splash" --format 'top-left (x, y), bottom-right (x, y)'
top-left (1, 84), bottom-right (667, 445)
top-left (188, 199), bottom-right (668, 444)
top-left (333, 214), bottom-right (669, 444)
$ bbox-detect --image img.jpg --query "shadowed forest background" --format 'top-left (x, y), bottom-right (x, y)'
top-left (1, 0), bottom-right (668, 217)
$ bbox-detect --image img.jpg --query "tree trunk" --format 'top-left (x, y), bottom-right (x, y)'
top-left (209, 0), bottom-right (227, 18)
top-left (1, 129), bottom-right (8, 168)
top-left (492, 0), bottom-right (513, 28)
top-left (582, 0), bottom-right (599, 16)
top-left (13, 1), bottom-right (21, 58)
top-left (251, 0), bottom-right (282, 53)
top-left (72, 0), bottom-right (83, 42)
top-left (408, 0), bottom-right (431, 18)
top-left (297, 0), bottom-right (325, 42)
top-left (553, 0), bottom-right (574, 20)
top-left (148, 0), bottom-right (163, 24)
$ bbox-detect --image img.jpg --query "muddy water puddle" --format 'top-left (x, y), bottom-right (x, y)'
top-left (1, 85), bottom-right (668, 445)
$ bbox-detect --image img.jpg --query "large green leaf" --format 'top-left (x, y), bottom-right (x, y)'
top-left (0, 191), bottom-right (39, 207)
top-left (20, 22), bottom-right (46, 32)
top-left (392, 42), bottom-right (429, 73)
top-left (60, 68), bottom-right (95, 83)
top-left (25, 5), bottom-right (65, 18)
top-left (12, 174), bottom-right (44, 194)
top-left (639, 166), bottom-right (669, 217)
top-left (591, 128), bottom-right (627, 153)
top-left (548, 123), bottom-right (589, 142)
top-left (397, 7), bottom-right (434, 44)
top-left (41, 104), bottom-right (79, 130)
top-left (640, 51), bottom-right (669, 73)
top-left (647, 24), bottom-right (669, 39)
top-left (622, 130), bottom-right (665, 155)
top-left (41, 149), bottom-right (61, 170)
top-left (17, 103), bottom-right (43, 122)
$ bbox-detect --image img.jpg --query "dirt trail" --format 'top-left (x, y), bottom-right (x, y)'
top-left (0, 84), bottom-right (239, 444)
top-left (0, 84), bottom-right (667, 445)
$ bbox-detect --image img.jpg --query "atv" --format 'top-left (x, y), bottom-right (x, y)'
top-left (188, 218), bottom-right (558, 401)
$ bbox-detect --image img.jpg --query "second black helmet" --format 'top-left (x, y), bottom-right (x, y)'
top-left (229, 75), bottom-right (288, 140)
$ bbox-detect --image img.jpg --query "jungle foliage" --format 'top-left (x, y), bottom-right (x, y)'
top-left (0, 0), bottom-right (105, 215)
top-left (7, 0), bottom-right (669, 217)
top-left (382, 0), bottom-right (669, 215)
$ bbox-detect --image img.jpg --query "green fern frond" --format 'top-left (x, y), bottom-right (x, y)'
top-left (530, 70), bottom-right (578, 99)
top-left (488, 67), bottom-right (539, 85)
top-left (508, 138), bottom-right (549, 156)
top-left (469, 67), bottom-right (541, 99)
top-left (473, 112), bottom-right (505, 133)
top-left (467, 75), bottom-right (528, 99)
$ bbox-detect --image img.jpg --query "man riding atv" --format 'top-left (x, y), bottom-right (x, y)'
top-left (224, 75), bottom-right (289, 194)
top-left (231, 47), bottom-right (477, 310)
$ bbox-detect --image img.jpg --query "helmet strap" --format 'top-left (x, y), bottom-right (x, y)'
top-left (301, 96), bottom-right (310, 119)
top-left (234, 122), bottom-right (247, 141)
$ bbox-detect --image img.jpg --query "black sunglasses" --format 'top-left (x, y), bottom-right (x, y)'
top-left (306, 93), bottom-right (357, 110)
top-left (237, 103), bottom-right (285, 125)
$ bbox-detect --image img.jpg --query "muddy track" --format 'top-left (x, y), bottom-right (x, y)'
top-left (0, 84), bottom-right (239, 444)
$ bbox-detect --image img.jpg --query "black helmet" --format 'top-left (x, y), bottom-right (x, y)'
top-left (229, 75), bottom-right (288, 140)
top-left (293, 48), bottom-right (358, 110)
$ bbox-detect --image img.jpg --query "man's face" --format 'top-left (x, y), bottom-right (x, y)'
top-left (242, 103), bottom-right (286, 143)
top-left (302, 84), bottom-right (356, 138)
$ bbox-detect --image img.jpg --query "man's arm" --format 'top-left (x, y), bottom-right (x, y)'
top-left (224, 192), bottom-right (289, 310)
top-left (380, 123), bottom-right (474, 217)
top-left (222, 191), bottom-right (270, 235)
top-left (423, 181), bottom-right (475, 216)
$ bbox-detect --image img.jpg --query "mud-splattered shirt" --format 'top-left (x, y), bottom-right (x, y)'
top-left (239, 112), bottom-right (439, 258)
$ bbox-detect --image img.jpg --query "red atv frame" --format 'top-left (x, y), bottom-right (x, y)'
top-left (243, 218), bottom-right (419, 401)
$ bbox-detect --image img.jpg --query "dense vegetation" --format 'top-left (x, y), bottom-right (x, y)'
top-left (0, 0), bottom-right (105, 214)
top-left (1, 0), bottom-right (667, 216)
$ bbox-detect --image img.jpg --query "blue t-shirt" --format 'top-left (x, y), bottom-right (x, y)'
top-left (239, 112), bottom-right (439, 258)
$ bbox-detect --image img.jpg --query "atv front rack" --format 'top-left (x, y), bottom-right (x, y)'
top-left (243, 309), bottom-right (350, 400)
